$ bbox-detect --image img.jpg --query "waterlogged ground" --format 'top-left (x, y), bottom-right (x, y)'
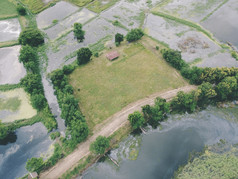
top-left (83, 106), bottom-right (238, 179)
top-left (0, 123), bottom-right (53, 179)
top-left (0, 18), bottom-right (21, 42)
top-left (0, 46), bottom-right (26, 85)
top-left (201, 0), bottom-right (238, 49)
top-left (0, 88), bottom-right (37, 123)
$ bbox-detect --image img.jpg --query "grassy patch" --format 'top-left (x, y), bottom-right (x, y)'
top-left (0, 40), bottom-right (19, 48)
top-left (87, 0), bottom-right (119, 13)
top-left (69, 37), bottom-right (188, 130)
top-left (66, 0), bottom-right (93, 7)
top-left (0, 97), bottom-right (21, 112)
top-left (0, 0), bottom-right (17, 19)
top-left (0, 88), bottom-right (37, 123)
top-left (20, 0), bottom-right (58, 14)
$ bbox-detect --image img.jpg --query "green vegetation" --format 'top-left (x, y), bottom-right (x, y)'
top-left (0, 120), bottom-right (9, 140)
top-left (17, 5), bottom-right (27, 16)
top-left (112, 20), bottom-right (128, 30)
top-left (19, 28), bottom-right (44, 47)
top-left (69, 39), bottom-right (187, 130)
top-left (87, 0), bottom-right (119, 13)
top-left (50, 131), bottom-right (60, 140)
top-left (0, 97), bottom-right (21, 111)
top-left (73, 23), bottom-right (85, 42)
top-left (128, 111), bottom-right (145, 130)
top-left (152, 11), bottom-right (214, 41)
top-left (90, 136), bottom-right (110, 155)
top-left (0, 40), bottom-right (19, 48)
top-left (115, 33), bottom-right (124, 46)
top-left (26, 157), bottom-right (44, 173)
top-left (126, 28), bottom-right (144, 42)
top-left (67, 0), bottom-right (93, 7)
top-left (20, 0), bottom-right (58, 14)
top-left (0, 0), bottom-right (17, 19)
top-left (231, 51), bottom-right (238, 61)
top-left (0, 84), bottom-right (21, 91)
top-left (77, 48), bottom-right (92, 65)
top-left (176, 143), bottom-right (238, 178)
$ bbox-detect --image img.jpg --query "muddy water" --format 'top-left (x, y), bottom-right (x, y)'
top-left (83, 106), bottom-right (238, 179)
top-left (0, 123), bottom-right (53, 179)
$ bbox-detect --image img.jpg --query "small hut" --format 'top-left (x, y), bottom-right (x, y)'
top-left (106, 51), bottom-right (119, 61)
top-left (28, 172), bottom-right (38, 179)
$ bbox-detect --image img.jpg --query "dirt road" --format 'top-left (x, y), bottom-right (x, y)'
top-left (40, 85), bottom-right (196, 179)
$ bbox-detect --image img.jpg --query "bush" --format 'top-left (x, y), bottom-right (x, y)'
top-left (126, 28), bottom-right (144, 42)
top-left (62, 64), bottom-right (75, 75)
top-left (50, 131), bottom-right (60, 140)
top-left (0, 121), bottom-right (8, 140)
top-left (31, 94), bottom-right (47, 111)
top-left (19, 28), bottom-right (44, 47)
top-left (17, 5), bottom-right (26, 16)
top-left (26, 157), bottom-right (44, 173)
top-left (90, 136), bottom-right (110, 155)
top-left (20, 73), bottom-right (43, 95)
top-left (69, 120), bottom-right (89, 143)
top-left (162, 49), bottom-right (187, 70)
top-left (115, 33), bottom-right (124, 45)
top-left (128, 111), bottom-right (145, 130)
top-left (77, 48), bottom-right (92, 65)
top-left (73, 23), bottom-right (85, 42)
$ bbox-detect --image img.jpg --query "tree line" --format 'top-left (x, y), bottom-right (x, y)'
top-left (128, 49), bottom-right (238, 131)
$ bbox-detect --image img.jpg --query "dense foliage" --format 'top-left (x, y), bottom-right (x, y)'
top-left (142, 97), bottom-right (169, 128)
top-left (0, 120), bottom-right (8, 140)
top-left (73, 23), bottom-right (85, 42)
top-left (77, 48), bottom-right (92, 65)
top-left (126, 28), bottom-right (144, 42)
top-left (26, 157), bottom-right (44, 173)
top-left (17, 5), bottom-right (26, 16)
top-left (19, 28), bottom-right (44, 47)
top-left (128, 111), bottom-right (145, 130)
top-left (115, 33), bottom-right (124, 46)
top-left (90, 136), bottom-right (110, 155)
top-left (19, 45), bottom-right (39, 73)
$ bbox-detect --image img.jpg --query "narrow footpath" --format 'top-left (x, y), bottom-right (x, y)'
top-left (40, 85), bottom-right (196, 179)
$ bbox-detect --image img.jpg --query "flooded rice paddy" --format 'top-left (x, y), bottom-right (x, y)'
top-left (0, 46), bottom-right (26, 85)
top-left (0, 18), bottom-right (21, 42)
top-left (83, 106), bottom-right (238, 179)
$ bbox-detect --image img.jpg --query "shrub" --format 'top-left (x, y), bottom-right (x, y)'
top-left (126, 28), bottom-right (144, 42)
top-left (20, 73), bottom-right (43, 95)
top-left (50, 131), bottom-right (60, 140)
top-left (0, 121), bottom-right (8, 140)
top-left (115, 33), bottom-right (124, 45)
top-left (77, 48), bottom-right (92, 65)
top-left (19, 28), bottom-right (44, 47)
top-left (26, 157), bottom-right (44, 173)
top-left (73, 23), bottom-right (85, 42)
top-left (128, 111), bottom-right (145, 130)
top-left (17, 5), bottom-right (26, 16)
top-left (31, 94), bottom-right (47, 111)
top-left (90, 136), bottom-right (110, 155)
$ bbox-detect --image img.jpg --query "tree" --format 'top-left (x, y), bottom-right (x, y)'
top-left (73, 23), bottom-right (85, 42)
top-left (90, 136), bottom-right (110, 155)
top-left (126, 28), bottom-right (144, 42)
top-left (0, 120), bottom-right (8, 140)
top-left (77, 48), bottom-right (92, 65)
top-left (115, 33), bottom-right (124, 45)
top-left (128, 111), bottom-right (145, 130)
top-left (31, 94), bottom-right (47, 111)
top-left (197, 82), bottom-right (217, 106)
top-left (216, 76), bottom-right (237, 101)
top-left (17, 5), bottom-right (26, 16)
top-left (142, 97), bottom-right (169, 128)
top-left (20, 73), bottom-right (43, 94)
top-left (19, 28), bottom-right (44, 47)
top-left (69, 120), bottom-right (88, 143)
top-left (19, 45), bottom-right (38, 72)
top-left (26, 157), bottom-right (44, 173)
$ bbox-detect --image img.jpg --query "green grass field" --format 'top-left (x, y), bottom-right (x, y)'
top-left (66, 0), bottom-right (93, 7)
top-left (0, 97), bottom-right (21, 112)
top-left (87, 0), bottom-right (119, 13)
top-left (0, 0), bottom-right (17, 19)
top-left (69, 37), bottom-right (188, 130)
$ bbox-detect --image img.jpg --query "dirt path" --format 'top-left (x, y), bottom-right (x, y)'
top-left (40, 85), bottom-right (196, 179)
